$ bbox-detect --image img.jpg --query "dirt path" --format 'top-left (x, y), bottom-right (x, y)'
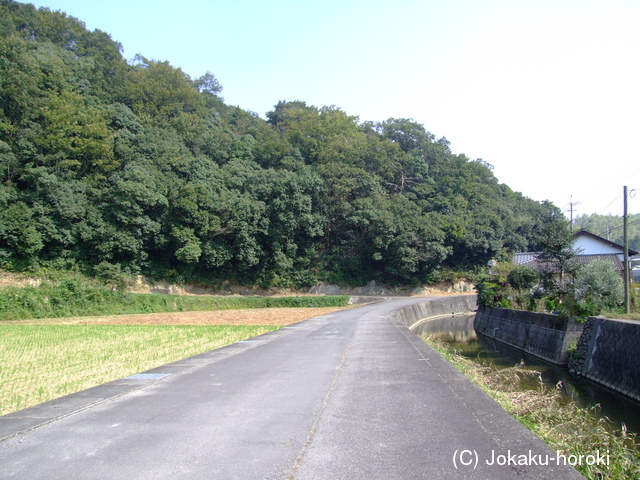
top-left (2, 306), bottom-right (355, 326)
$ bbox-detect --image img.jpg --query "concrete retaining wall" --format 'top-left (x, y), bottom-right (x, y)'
top-left (569, 316), bottom-right (640, 402)
top-left (395, 295), bottom-right (477, 329)
top-left (348, 296), bottom-right (396, 305)
top-left (474, 306), bottom-right (583, 366)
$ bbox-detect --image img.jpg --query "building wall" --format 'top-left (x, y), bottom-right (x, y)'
top-left (574, 235), bottom-right (624, 258)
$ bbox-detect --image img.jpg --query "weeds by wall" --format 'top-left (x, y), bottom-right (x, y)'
top-left (423, 337), bottom-right (640, 480)
top-left (0, 279), bottom-right (349, 321)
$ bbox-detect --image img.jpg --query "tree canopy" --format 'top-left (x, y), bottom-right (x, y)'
top-left (0, 0), bottom-right (564, 287)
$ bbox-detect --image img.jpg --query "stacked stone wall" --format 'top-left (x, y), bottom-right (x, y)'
top-left (568, 317), bottom-right (640, 402)
top-left (476, 307), bottom-right (640, 401)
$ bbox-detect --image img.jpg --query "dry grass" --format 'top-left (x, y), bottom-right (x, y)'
top-left (1, 306), bottom-right (353, 326)
top-left (423, 336), bottom-right (640, 480)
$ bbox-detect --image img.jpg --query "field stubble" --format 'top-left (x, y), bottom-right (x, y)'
top-left (0, 306), bottom-right (350, 416)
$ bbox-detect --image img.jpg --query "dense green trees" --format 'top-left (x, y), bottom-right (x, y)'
top-left (0, 0), bottom-right (564, 287)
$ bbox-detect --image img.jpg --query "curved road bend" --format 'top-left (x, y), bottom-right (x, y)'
top-left (1, 298), bottom-right (584, 479)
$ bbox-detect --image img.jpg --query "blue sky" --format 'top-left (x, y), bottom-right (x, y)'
top-left (27, 0), bottom-right (640, 216)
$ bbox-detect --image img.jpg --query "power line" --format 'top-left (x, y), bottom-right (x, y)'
top-left (571, 185), bottom-right (638, 234)
top-left (576, 195), bottom-right (639, 238)
top-left (570, 161), bottom-right (640, 217)
top-left (594, 161), bottom-right (640, 193)
top-left (608, 218), bottom-right (640, 233)
top-left (575, 195), bottom-right (622, 232)
top-left (575, 197), bottom-right (622, 227)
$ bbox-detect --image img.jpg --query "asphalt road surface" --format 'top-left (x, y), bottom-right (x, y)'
top-left (0, 298), bottom-right (584, 479)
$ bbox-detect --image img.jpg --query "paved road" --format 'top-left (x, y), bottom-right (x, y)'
top-left (1, 298), bottom-right (584, 479)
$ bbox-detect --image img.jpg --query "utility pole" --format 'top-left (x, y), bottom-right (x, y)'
top-left (568, 196), bottom-right (580, 233)
top-left (623, 186), bottom-right (630, 314)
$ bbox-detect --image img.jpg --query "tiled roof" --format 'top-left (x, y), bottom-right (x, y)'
top-left (572, 254), bottom-right (624, 270)
top-left (513, 252), bottom-right (541, 266)
top-left (512, 252), bottom-right (625, 272)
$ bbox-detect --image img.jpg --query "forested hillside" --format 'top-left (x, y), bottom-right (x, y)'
top-left (0, 0), bottom-right (564, 287)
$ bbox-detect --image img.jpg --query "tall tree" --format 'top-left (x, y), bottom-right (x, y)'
top-left (121, 56), bottom-right (204, 125)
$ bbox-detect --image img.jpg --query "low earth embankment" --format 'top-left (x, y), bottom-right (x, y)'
top-left (0, 279), bottom-right (351, 321)
top-left (0, 270), bottom-right (473, 321)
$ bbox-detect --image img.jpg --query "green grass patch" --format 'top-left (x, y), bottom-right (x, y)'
top-left (0, 279), bottom-right (350, 321)
top-left (422, 336), bottom-right (640, 480)
top-left (0, 324), bottom-right (278, 415)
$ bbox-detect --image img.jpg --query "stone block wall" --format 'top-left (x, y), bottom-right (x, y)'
top-left (474, 306), bottom-right (583, 366)
top-left (569, 317), bottom-right (640, 402)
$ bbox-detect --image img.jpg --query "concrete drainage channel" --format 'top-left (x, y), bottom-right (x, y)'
top-left (394, 295), bottom-right (478, 330)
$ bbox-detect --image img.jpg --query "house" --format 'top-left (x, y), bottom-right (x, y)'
top-left (573, 230), bottom-right (638, 261)
top-left (513, 230), bottom-right (639, 279)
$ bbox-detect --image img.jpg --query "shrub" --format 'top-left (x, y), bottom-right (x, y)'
top-left (507, 265), bottom-right (538, 291)
top-left (475, 275), bottom-right (507, 308)
top-left (574, 258), bottom-right (624, 315)
top-left (93, 261), bottom-right (130, 290)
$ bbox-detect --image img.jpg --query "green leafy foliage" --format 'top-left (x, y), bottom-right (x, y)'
top-left (574, 258), bottom-right (624, 314)
top-left (0, 201), bottom-right (43, 261)
top-left (0, 1), bottom-right (562, 287)
top-left (474, 262), bottom-right (514, 309)
top-left (477, 221), bottom-right (627, 317)
top-left (0, 276), bottom-right (350, 320)
top-left (507, 265), bottom-right (538, 291)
